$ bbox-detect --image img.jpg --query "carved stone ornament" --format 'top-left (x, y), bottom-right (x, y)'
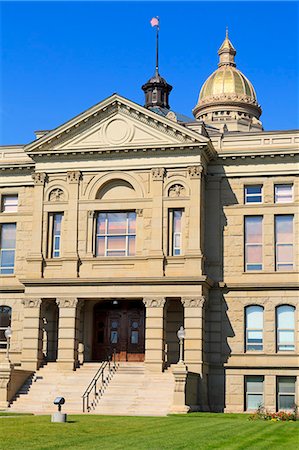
top-left (49, 188), bottom-right (65, 202)
top-left (143, 297), bottom-right (166, 308)
top-left (136, 208), bottom-right (143, 217)
top-left (188, 166), bottom-right (203, 179)
top-left (168, 184), bottom-right (186, 197)
top-left (181, 296), bottom-right (206, 308)
top-left (22, 298), bottom-right (42, 309)
top-left (166, 111), bottom-right (178, 122)
top-left (151, 167), bottom-right (165, 181)
top-left (67, 171), bottom-right (81, 184)
top-left (88, 210), bottom-right (95, 218)
top-left (32, 172), bottom-right (47, 186)
top-left (56, 298), bottom-right (78, 308)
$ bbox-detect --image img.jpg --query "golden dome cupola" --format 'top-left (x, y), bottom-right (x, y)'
top-left (193, 30), bottom-right (263, 132)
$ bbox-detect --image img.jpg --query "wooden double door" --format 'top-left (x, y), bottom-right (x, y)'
top-left (93, 300), bottom-right (145, 362)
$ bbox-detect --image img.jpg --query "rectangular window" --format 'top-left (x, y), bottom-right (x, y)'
top-left (245, 376), bottom-right (264, 411)
top-left (276, 305), bottom-right (295, 351)
top-left (277, 377), bottom-right (296, 411)
top-left (0, 223), bottom-right (16, 274)
top-left (275, 184), bottom-right (293, 203)
top-left (245, 306), bottom-right (264, 351)
top-left (244, 216), bottom-right (263, 271)
top-left (275, 215), bottom-right (293, 271)
top-left (96, 212), bottom-right (136, 257)
top-left (49, 213), bottom-right (63, 258)
top-left (169, 209), bottom-right (183, 256)
top-left (1, 195), bottom-right (18, 213)
top-left (245, 185), bottom-right (262, 204)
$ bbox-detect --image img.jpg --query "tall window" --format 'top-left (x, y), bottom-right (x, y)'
top-left (0, 306), bottom-right (12, 349)
top-left (244, 216), bottom-right (263, 271)
top-left (275, 215), bottom-right (294, 271)
top-left (277, 377), bottom-right (296, 411)
top-left (276, 305), bottom-right (295, 351)
top-left (245, 376), bottom-right (264, 411)
top-left (0, 223), bottom-right (16, 274)
top-left (244, 185), bottom-right (262, 204)
top-left (275, 185), bottom-right (293, 203)
top-left (48, 213), bottom-right (63, 258)
top-left (245, 305), bottom-right (264, 351)
top-left (1, 195), bottom-right (18, 213)
top-left (169, 209), bottom-right (183, 256)
top-left (96, 212), bottom-right (136, 257)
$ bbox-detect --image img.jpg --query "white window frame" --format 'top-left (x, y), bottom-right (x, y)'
top-left (275, 215), bottom-right (294, 271)
top-left (244, 185), bottom-right (263, 204)
top-left (274, 184), bottom-right (293, 203)
top-left (1, 195), bottom-right (18, 213)
top-left (48, 213), bottom-right (63, 259)
top-left (276, 305), bottom-right (295, 352)
top-left (245, 376), bottom-right (264, 411)
top-left (95, 212), bottom-right (136, 257)
top-left (277, 377), bottom-right (296, 411)
top-left (245, 306), bottom-right (264, 352)
top-left (0, 223), bottom-right (16, 274)
top-left (169, 209), bottom-right (183, 256)
top-left (244, 216), bottom-right (263, 271)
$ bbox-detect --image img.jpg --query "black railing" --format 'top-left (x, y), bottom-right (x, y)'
top-left (82, 350), bottom-right (118, 413)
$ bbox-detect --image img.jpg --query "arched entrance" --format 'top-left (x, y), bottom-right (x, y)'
top-left (93, 300), bottom-right (145, 362)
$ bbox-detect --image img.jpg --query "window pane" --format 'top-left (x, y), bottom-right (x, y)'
top-left (1, 224), bottom-right (16, 248)
top-left (245, 186), bottom-right (262, 203)
top-left (107, 236), bottom-right (126, 250)
top-left (247, 376), bottom-right (264, 393)
top-left (275, 185), bottom-right (293, 203)
top-left (248, 330), bottom-right (263, 344)
top-left (278, 330), bottom-right (295, 344)
top-left (131, 330), bottom-right (139, 344)
top-left (275, 216), bottom-right (293, 243)
top-left (128, 236), bottom-right (135, 256)
top-left (107, 250), bottom-right (125, 257)
top-left (277, 244), bottom-right (293, 263)
top-left (107, 213), bottom-right (127, 234)
top-left (0, 306), bottom-right (12, 327)
top-left (247, 394), bottom-right (263, 410)
top-left (2, 195), bottom-right (18, 213)
top-left (128, 213), bottom-right (136, 233)
top-left (278, 377), bottom-right (296, 393)
top-left (246, 186), bottom-right (262, 195)
top-left (246, 245), bottom-right (262, 263)
top-left (53, 214), bottom-right (62, 234)
top-left (0, 250), bottom-right (15, 267)
top-left (96, 236), bottom-right (105, 256)
top-left (277, 306), bottom-right (295, 329)
top-left (277, 264), bottom-right (293, 271)
top-left (247, 306), bottom-right (263, 328)
top-left (245, 217), bottom-right (262, 243)
top-left (173, 210), bottom-right (182, 232)
top-left (97, 214), bottom-right (106, 234)
top-left (279, 395), bottom-right (295, 410)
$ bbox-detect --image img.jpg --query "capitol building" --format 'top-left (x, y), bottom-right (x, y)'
top-left (0, 32), bottom-right (298, 415)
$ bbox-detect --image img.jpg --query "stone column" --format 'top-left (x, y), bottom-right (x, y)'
top-left (64, 171), bottom-right (81, 276)
top-left (181, 296), bottom-right (205, 373)
top-left (27, 173), bottom-right (46, 277)
top-left (143, 297), bottom-right (166, 372)
top-left (56, 298), bottom-right (80, 371)
top-left (21, 298), bottom-right (43, 371)
top-left (149, 168), bottom-right (165, 275)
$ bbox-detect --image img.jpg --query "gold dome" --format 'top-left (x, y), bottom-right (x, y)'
top-left (193, 30), bottom-right (262, 125)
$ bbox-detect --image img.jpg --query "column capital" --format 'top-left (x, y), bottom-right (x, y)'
top-left (67, 170), bottom-right (81, 184)
top-left (32, 172), bottom-right (47, 186)
top-left (22, 298), bottom-right (42, 308)
top-left (143, 297), bottom-right (166, 308)
top-left (56, 297), bottom-right (78, 308)
top-left (151, 167), bottom-right (165, 181)
top-left (187, 165), bottom-right (203, 179)
top-left (181, 296), bottom-right (206, 308)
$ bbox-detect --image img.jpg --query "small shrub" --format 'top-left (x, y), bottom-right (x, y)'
top-left (249, 404), bottom-right (298, 422)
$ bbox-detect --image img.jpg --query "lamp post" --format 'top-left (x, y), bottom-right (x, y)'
top-left (177, 326), bottom-right (185, 363)
top-left (4, 326), bottom-right (13, 361)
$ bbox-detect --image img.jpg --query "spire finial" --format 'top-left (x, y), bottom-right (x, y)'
top-left (218, 29), bottom-right (236, 67)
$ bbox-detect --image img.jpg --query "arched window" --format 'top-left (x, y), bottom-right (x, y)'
top-left (0, 306), bottom-right (12, 349)
top-left (245, 305), bottom-right (264, 351)
top-left (276, 305), bottom-right (295, 351)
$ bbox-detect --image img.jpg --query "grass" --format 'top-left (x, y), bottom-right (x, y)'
top-left (0, 413), bottom-right (298, 450)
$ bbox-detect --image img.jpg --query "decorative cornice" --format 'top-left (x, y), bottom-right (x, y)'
top-left (181, 296), bottom-right (206, 308)
top-left (188, 166), bottom-right (203, 179)
top-left (151, 167), bottom-right (165, 181)
top-left (22, 298), bottom-right (42, 308)
top-left (32, 172), bottom-right (47, 186)
top-left (143, 297), bottom-right (166, 308)
top-left (56, 297), bottom-right (78, 308)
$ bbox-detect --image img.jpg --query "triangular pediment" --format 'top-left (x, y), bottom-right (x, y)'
top-left (25, 94), bottom-right (210, 154)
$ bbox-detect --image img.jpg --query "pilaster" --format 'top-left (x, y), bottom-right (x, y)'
top-left (143, 297), bottom-right (166, 372)
top-left (21, 298), bottom-right (43, 371)
top-left (181, 296), bottom-right (205, 373)
top-left (149, 168), bottom-right (165, 275)
top-left (56, 298), bottom-right (80, 371)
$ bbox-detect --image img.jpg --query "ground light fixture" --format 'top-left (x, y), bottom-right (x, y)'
top-left (4, 326), bottom-right (12, 361)
top-left (51, 397), bottom-right (67, 423)
top-left (177, 326), bottom-right (186, 363)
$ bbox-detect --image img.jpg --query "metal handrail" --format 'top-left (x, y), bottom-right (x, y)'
top-left (82, 350), bottom-right (118, 413)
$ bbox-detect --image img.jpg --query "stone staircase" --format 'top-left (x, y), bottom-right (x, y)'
top-left (8, 362), bottom-right (174, 416)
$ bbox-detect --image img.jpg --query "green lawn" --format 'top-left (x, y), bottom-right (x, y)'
top-left (0, 413), bottom-right (298, 450)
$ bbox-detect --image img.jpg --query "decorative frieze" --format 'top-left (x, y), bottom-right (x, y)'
top-left (22, 298), bottom-right (42, 309)
top-left (67, 171), bottom-right (81, 184)
top-left (187, 166), bottom-right (203, 179)
top-left (168, 184), bottom-right (186, 197)
top-left (181, 296), bottom-right (205, 308)
top-left (151, 167), bottom-right (165, 181)
top-left (49, 188), bottom-right (65, 202)
top-left (56, 298), bottom-right (78, 308)
top-left (143, 297), bottom-right (166, 308)
top-left (32, 172), bottom-right (47, 186)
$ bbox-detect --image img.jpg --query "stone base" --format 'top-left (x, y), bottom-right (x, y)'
top-left (51, 412), bottom-right (67, 423)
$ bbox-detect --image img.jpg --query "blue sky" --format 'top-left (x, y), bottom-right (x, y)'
top-left (0, 1), bottom-right (298, 144)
